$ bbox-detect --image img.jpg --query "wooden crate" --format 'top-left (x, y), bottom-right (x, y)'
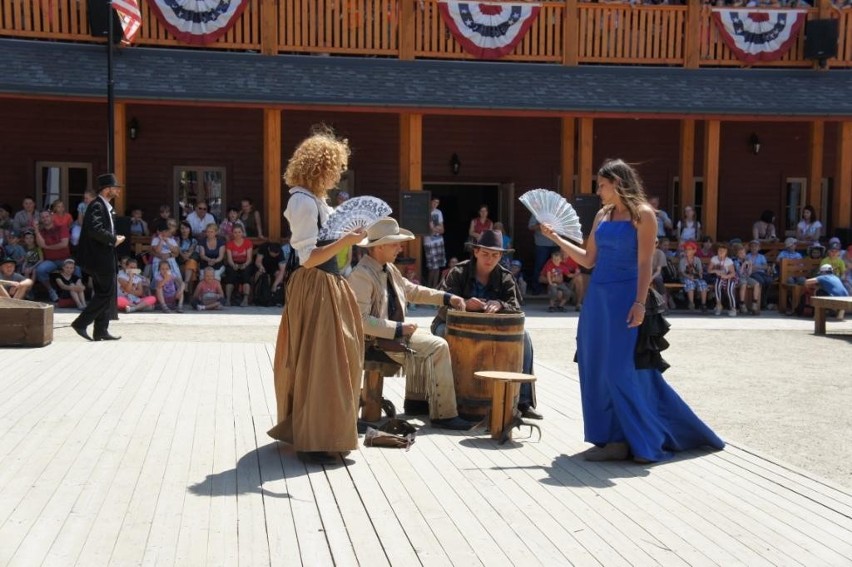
top-left (0, 298), bottom-right (54, 347)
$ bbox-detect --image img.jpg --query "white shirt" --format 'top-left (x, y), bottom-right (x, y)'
top-left (100, 195), bottom-right (115, 233)
top-left (284, 187), bottom-right (332, 263)
top-left (187, 212), bottom-right (215, 237)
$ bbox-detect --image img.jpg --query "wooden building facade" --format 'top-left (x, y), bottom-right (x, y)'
top-left (1, 0), bottom-right (851, 270)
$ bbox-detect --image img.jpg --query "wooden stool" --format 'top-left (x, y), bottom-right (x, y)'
top-left (361, 358), bottom-right (402, 422)
top-left (474, 371), bottom-right (537, 442)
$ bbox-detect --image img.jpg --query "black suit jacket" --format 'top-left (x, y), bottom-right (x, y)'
top-left (76, 195), bottom-right (117, 276)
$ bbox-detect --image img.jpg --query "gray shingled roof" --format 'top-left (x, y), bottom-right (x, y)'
top-left (1, 38), bottom-right (850, 118)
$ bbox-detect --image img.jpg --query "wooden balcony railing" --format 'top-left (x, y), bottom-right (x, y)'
top-left (1, 0), bottom-right (850, 68)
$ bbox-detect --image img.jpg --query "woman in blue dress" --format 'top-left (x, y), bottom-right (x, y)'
top-left (541, 159), bottom-right (724, 462)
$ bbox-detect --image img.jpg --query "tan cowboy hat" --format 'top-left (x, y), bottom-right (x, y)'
top-left (361, 217), bottom-right (415, 247)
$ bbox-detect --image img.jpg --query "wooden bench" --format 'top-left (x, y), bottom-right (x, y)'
top-left (811, 296), bottom-right (851, 335)
top-left (778, 258), bottom-right (822, 313)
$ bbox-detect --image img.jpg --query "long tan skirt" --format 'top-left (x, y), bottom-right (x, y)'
top-left (268, 267), bottom-right (364, 452)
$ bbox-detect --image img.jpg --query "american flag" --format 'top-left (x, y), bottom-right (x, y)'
top-left (113, 0), bottom-right (142, 44)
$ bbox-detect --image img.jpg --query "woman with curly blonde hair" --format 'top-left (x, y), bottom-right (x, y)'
top-left (268, 126), bottom-right (367, 464)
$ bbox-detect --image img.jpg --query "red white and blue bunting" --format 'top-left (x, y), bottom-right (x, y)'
top-left (438, 1), bottom-right (541, 60)
top-left (711, 8), bottom-right (808, 64)
top-left (146, 0), bottom-right (250, 46)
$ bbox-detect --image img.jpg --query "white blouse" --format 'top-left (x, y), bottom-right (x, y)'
top-left (796, 220), bottom-right (822, 242)
top-left (284, 187), bottom-right (333, 262)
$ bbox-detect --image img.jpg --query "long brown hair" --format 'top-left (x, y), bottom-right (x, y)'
top-left (597, 159), bottom-right (648, 223)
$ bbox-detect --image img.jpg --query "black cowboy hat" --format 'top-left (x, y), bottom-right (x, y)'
top-left (473, 230), bottom-right (514, 253)
top-left (97, 173), bottom-right (123, 190)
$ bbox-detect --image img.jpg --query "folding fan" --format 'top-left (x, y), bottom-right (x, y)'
top-left (519, 188), bottom-right (583, 243)
top-left (318, 196), bottom-right (392, 241)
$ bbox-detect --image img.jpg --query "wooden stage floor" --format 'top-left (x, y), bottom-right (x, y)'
top-left (2, 340), bottom-right (851, 566)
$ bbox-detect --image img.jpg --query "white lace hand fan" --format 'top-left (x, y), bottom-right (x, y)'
top-left (519, 188), bottom-right (584, 243)
top-left (318, 196), bottom-right (392, 241)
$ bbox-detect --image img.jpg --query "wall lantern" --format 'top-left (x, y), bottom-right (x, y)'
top-left (129, 118), bottom-right (140, 141)
top-left (450, 153), bottom-right (461, 175)
top-left (749, 133), bottom-right (761, 155)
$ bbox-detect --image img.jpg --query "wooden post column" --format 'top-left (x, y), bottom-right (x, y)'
top-left (577, 117), bottom-right (594, 194)
top-left (835, 121), bottom-right (852, 229)
top-left (260, 0), bottom-right (279, 55)
top-left (560, 117), bottom-right (576, 199)
top-left (562, 0), bottom-right (578, 66)
top-left (400, 113), bottom-right (423, 272)
top-left (680, 119), bottom-right (696, 211)
top-left (703, 120), bottom-right (720, 238)
top-left (263, 108), bottom-right (282, 241)
top-left (685, 0), bottom-right (700, 69)
top-left (807, 121), bottom-right (824, 218)
top-left (399, 0), bottom-right (415, 60)
top-left (114, 102), bottom-right (127, 215)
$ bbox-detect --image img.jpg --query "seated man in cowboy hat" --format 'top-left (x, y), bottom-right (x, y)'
top-left (431, 230), bottom-right (542, 420)
top-left (348, 217), bottom-right (472, 430)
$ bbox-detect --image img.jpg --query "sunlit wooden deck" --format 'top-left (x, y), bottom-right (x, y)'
top-left (2, 330), bottom-right (851, 566)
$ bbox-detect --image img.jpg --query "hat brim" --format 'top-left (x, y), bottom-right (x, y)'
top-left (473, 244), bottom-right (514, 253)
top-left (0, 259), bottom-right (16, 266)
top-left (359, 228), bottom-right (415, 248)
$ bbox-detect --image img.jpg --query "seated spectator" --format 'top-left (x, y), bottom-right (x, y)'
top-left (752, 210), bottom-right (778, 242)
top-left (795, 205), bottom-right (822, 244)
top-left (3, 229), bottom-right (25, 269)
top-left (176, 221), bottom-right (199, 292)
top-left (541, 249), bottom-right (585, 312)
top-left (709, 242), bottom-right (737, 316)
top-left (651, 237), bottom-right (668, 303)
top-left (676, 205), bottom-right (701, 242)
top-left (0, 256), bottom-right (33, 299)
top-left (50, 199), bottom-right (73, 231)
top-left (117, 258), bottom-right (156, 313)
top-left (777, 237), bottom-right (805, 285)
top-left (404, 266), bottom-right (421, 310)
top-left (649, 196), bottom-right (673, 238)
top-left (821, 241), bottom-right (846, 279)
top-left (732, 243), bottom-right (761, 315)
top-left (12, 196), bottom-right (37, 232)
top-left (150, 220), bottom-right (181, 280)
top-left (678, 241), bottom-right (708, 311)
top-left (254, 241), bottom-right (286, 307)
top-left (154, 261), bottom-right (185, 313)
top-left (33, 210), bottom-right (74, 302)
top-left (72, 190), bottom-right (97, 247)
top-left (52, 258), bottom-right (86, 309)
top-left (218, 206), bottom-right (244, 241)
top-left (186, 201), bottom-right (216, 238)
top-left (197, 223), bottom-right (226, 280)
top-left (697, 235), bottom-right (715, 259)
top-left (807, 243), bottom-right (825, 260)
top-left (192, 267), bottom-right (225, 311)
top-left (844, 246), bottom-right (852, 294)
top-left (224, 225), bottom-right (253, 306)
top-left (746, 240), bottom-right (773, 300)
top-left (239, 198), bottom-right (264, 238)
top-left (440, 256), bottom-right (458, 285)
top-left (509, 259), bottom-right (527, 298)
top-left (805, 264), bottom-right (849, 320)
top-left (129, 207), bottom-right (149, 237)
top-left (19, 230), bottom-right (41, 280)
top-left (492, 221), bottom-right (513, 267)
top-left (658, 237), bottom-right (679, 282)
top-left (0, 203), bottom-right (13, 237)
top-left (154, 204), bottom-right (172, 227)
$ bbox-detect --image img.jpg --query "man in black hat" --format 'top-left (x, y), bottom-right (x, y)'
top-left (71, 173), bottom-right (125, 341)
top-left (431, 229), bottom-right (542, 419)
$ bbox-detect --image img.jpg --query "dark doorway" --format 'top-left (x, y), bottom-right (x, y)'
top-left (424, 183), bottom-right (499, 266)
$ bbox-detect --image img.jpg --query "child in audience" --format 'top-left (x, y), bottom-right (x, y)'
top-left (129, 208), bottom-right (149, 236)
top-left (403, 266), bottom-right (421, 310)
top-left (542, 249), bottom-right (579, 312)
top-left (154, 261), bottom-right (185, 313)
top-left (20, 230), bottom-right (41, 280)
top-left (732, 243), bottom-right (761, 315)
top-left (219, 207), bottom-right (244, 241)
top-left (697, 235), bottom-right (715, 259)
top-left (440, 256), bottom-right (458, 286)
top-left (52, 258), bottom-right (86, 309)
top-left (0, 256), bottom-right (33, 299)
top-left (678, 240), bottom-right (708, 311)
top-left (709, 242), bottom-right (737, 316)
top-left (192, 266), bottom-right (225, 311)
top-left (805, 264), bottom-right (849, 320)
top-left (150, 221), bottom-right (182, 280)
top-left (3, 230), bottom-right (25, 269)
top-left (117, 258), bottom-right (157, 313)
top-left (821, 241), bottom-right (846, 279)
top-left (509, 259), bottom-right (527, 298)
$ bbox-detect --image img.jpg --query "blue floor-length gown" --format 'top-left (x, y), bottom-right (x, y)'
top-left (576, 220), bottom-right (725, 462)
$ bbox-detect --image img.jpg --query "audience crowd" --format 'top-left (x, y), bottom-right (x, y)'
top-left (0, 194), bottom-right (849, 318)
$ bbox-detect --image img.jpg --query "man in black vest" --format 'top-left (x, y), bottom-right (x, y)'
top-left (71, 173), bottom-right (125, 341)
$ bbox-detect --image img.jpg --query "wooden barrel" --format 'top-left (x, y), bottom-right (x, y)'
top-left (445, 311), bottom-right (525, 420)
top-left (0, 298), bottom-right (54, 347)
